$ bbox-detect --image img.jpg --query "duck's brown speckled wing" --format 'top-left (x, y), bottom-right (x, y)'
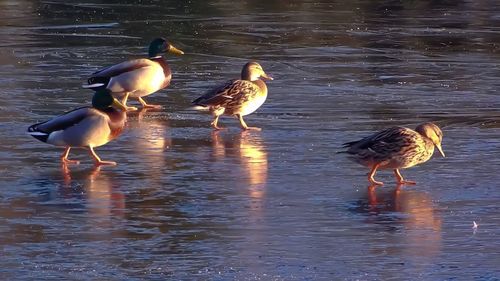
top-left (193, 79), bottom-right (260, 108)
top-left (343, 127), bottom-right (417, 160)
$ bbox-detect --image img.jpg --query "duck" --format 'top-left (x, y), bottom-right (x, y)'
top-left (28, 89), bottom-right (128, 166)
top-left (192, 61), bottom-right (273, 131)
top-left (84, 38), bottom-right (184, 111)
top-left (340, 122), bottom-right (445, 185)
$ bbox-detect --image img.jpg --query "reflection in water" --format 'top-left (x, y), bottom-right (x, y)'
top-left (126, 109), bottom-right (172, 174)
top-left (237, 132), bottom-right (268, 216)
top-left (210, 131), bottom-right (268, 274)
top-left (211, 131), bottom-right (268, 205)
top-left (356, 185), bottom-right (442, 275)
top-left (59, 164), bottom-right (127, 272)
top-left (61, 164), bottom-right (125, 221)
top-left (0, 164), bottom-right (125, 249)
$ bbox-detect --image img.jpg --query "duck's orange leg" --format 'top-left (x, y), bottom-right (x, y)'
top-left (394, 169), bottom-right (416, 185)
top-left (121, 92), bottom-right (138, 112)
top-left (88, 147), bottom-right (117, 166)
top-left (368, 163), bottom-right (384, 185)
top-left (210, 115), bottom-right (225, 130)
top-left (237, 114), bottom-right (261, 131)
top-left (138, 97), bottom-right (161, 109)
top-left (367, 184), bottom-right (379, 206)
top-left (210, 108), bottom-right (226, 130)
top-left (60, 147), bottom-right (80, 164)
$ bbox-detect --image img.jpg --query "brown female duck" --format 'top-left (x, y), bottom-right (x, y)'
top-left (341, 122), bottom-right (445, 185)
top-left (192, 62), bottom-right (273, 131)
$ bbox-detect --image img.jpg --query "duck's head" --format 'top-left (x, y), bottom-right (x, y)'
top-left (92, 89), bottom-right (128, 111)
top-left (241, 62), bottom-right (273, 81)
top-left (148, 37), bottom-right (184, 58)
top-left (416, 122), bottom-right (445, 157)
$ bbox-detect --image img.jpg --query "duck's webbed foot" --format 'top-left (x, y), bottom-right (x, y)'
top-left (60, 147), bottom-right (80, 165)
top-left (394, 169), bottom-right (416, 185)
top-left (237, 114), bottom-right (261, 131)
top-left (138, 97), bottom-right (162, 109)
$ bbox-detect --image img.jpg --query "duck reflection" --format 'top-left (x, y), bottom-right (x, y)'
top-left (356, 185), bottom-right (442, 263)
top-left (211, 131), bottom-right (268, 213)
top-left (126, 108), bottom-right (172, 172)
top-left (237, 132), bottom-right (268, 214)
top-left (210, 131), bottom-right (226, 160)
top-left (0, 163), bottom-right (126, 246)
top-left (61, 164), bottom-right (125, 220)
top-left (210, 131), bottom-right (268, 273)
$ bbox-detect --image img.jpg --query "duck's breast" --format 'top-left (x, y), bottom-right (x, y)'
top-left (388, 136), bottom-right (434, 169)
top-left (105, 110), bottom-right (126, 142)
top-left (239, 80), bottom-right (268, 116)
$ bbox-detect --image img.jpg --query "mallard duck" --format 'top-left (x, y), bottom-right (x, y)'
top-left (28, 89), bottom-right (127, 166)
top-left (341, 122), bottom-right (445, 185)
top-left (84, 38), bottom-right (184, 111)
top-left (192, 61), bottom-right (273, 130)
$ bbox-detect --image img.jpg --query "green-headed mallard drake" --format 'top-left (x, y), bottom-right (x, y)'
top-left (192, 61), bottom-right (273, 131)
top-left (84, 38), bottom-right (184, 111)
top-left (28, 89), bottom-right (127, 166)
top-left (341, 122), bottom-right (445, 185)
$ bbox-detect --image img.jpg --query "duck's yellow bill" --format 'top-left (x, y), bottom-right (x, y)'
top-left (112, 98), bottom-right (128, 111)
top-left (169, 45), bottom-right (184, 55)
top-left (262, 73), bottom-right (274, 80)
top-left (436, 144), bottom-right (445, 157)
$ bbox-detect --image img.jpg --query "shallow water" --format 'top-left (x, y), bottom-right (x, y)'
top-left (1, 0), bottom-right (500, 279)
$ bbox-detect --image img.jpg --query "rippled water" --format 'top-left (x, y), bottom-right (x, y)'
top-left (1, 0), bottom-right (500, 280)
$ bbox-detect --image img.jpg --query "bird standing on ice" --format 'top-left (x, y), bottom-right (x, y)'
top-left (340, 122), bottom-right (445, 185)
top-left (28, 89), bottom-right (128, 166)
top-left (84, 38), bottom-right (184, 111)
top-left (192, 62), bottom-right (273, 131)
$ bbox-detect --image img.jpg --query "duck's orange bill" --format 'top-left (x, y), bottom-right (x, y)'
top-left (169, 45), bottom-right (185, 55)
top-left (262, 73), bottom-right (274, 80)
top-left (436, 144), bottom-right (445, 157)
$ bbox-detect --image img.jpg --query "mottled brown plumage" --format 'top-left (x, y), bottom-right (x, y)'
top-left (342, 122), bottom-right (445, 185)
top-left (192, 62), bottom-right (273, 130)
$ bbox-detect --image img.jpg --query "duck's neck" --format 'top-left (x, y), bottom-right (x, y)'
top-left (252, 79), bottom-right (268, 95)
top-left (106, 109), bottom-right (126, 141)
top-left (149, 55), bottom-right (163, 59)
top-left (97, 107), bottom-right (126, 122)
top-left (149, 56), bottom-right (172, 87)
top-left (420, 135), bottom-right (436, 154)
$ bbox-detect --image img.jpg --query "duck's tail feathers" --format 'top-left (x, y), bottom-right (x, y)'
top-left (82, 83), bottom-right (105, 89)
top-left (341, 140), bottom-right (360, 148)
top-left (188, 105), bottom-right (210, 112)
top-left (337, 141), bottom-right (357, 154)
top-left (83, 77), bottom-right (109, 89)
top-left (27, 125), bottom-right (49, 143)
